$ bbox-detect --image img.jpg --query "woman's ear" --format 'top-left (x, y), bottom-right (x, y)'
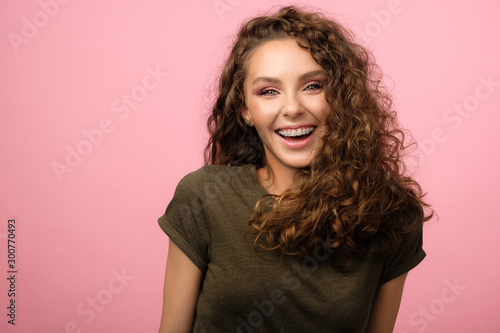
top-left (241, 107), bottom-right (254, 126)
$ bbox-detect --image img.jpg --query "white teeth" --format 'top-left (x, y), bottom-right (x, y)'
top-left (278, 127), bottom-right (314, 137)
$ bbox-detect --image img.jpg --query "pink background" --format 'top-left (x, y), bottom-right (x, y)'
top-left (1, 0), bottom-right (499, 332)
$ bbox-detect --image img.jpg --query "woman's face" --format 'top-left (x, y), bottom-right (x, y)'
top-left (242, 38), bottom-right (329, 175)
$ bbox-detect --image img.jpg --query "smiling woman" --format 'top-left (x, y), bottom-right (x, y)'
top-left (157, 5), bottom-right (432, 333)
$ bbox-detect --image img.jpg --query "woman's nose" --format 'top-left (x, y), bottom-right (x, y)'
top-left (281, 93), bottom-right (303, 117)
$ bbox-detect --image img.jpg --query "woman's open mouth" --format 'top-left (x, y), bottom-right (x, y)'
top-left (275, 126), bottom-right (316, 148)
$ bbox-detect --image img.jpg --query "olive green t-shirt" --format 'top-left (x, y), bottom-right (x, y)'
top-left (158, 164), bottom-right (425, 332)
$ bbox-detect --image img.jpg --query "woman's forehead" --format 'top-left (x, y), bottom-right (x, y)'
top-left (244, 39), bottom-right (324, 83)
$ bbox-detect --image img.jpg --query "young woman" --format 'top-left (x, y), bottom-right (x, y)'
top-left (158, 6), bottom-right (431, 333)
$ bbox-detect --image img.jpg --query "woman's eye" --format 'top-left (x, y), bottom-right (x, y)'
top-left (259, 89), bottom-right (278, 96)
top-left (305, 83), bottom-right (322, 91)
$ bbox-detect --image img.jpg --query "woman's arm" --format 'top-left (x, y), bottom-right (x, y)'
top-left (365, 272), bottom-right (409, 333)
top-left (158, 239), bottom-right (203, 333)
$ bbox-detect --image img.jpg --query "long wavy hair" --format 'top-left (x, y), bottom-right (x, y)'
top-left (205, 6), bottom-right (433, 261)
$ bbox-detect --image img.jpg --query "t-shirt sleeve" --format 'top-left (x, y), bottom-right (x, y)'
top-left (380, 210), bottom-right (426, 284)
top-left (158, 171), bottom-right (211, 273)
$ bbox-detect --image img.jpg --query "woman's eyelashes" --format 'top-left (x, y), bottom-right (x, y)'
top-left (256, 81), bottom-right (323, 96)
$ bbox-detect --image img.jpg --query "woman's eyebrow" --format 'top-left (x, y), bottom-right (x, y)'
top-left (251, 69), bottom-right (326, 86)
top-left (299, 69), bottom-right (325, 81)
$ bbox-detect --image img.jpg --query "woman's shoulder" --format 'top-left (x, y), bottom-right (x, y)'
top-left (169, 164), bottom-right (264, 212)
top-left (175, 164), bottom-right (259, 193)
top-left (179, 164), bottom-right (253, 181)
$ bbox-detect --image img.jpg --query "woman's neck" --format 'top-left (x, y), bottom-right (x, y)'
top-left (257, 164), bottom-right (298, 195)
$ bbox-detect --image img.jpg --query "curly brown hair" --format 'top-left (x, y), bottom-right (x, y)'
top-left (205, 5), bottom-right (432, 261)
